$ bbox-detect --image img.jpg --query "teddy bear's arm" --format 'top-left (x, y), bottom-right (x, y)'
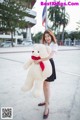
top-left (23, 58), bottom-right (33, 70)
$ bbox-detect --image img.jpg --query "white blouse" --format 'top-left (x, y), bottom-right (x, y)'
top-left (46, 42), bottom-right (58, 59)
top-left (46, 42), bottom-right (58, 53)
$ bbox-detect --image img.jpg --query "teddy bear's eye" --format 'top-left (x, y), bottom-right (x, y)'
top-left (32, 51), bottom-right (34, 53)
top-left (38, 51), bottom-right (39, 53)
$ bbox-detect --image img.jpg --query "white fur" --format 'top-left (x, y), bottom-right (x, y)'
top-left (21, 44), bottom-right (52, 97)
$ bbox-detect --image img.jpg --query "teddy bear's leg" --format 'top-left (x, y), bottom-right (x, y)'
top-left (21, 74), bottom-right (34, 92)
top-left (33, 80), bottom-right (43, 97)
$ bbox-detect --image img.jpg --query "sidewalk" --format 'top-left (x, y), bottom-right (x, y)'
top-left (0, 46), bottom-right (80, 120)
top-left (0, 45), bottom-right (80, 54)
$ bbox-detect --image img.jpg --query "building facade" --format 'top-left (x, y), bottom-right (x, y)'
top-left (0, 0), bottom-right (36, 45)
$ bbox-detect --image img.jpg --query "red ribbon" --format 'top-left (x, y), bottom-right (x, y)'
top-left (31, 56), bottom-right (45, 71)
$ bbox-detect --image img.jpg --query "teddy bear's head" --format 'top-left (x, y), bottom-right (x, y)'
top-left (31, 44), bottom-right (51, 58)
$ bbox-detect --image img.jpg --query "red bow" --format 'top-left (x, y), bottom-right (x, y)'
top-left (31, 56), bottom-right (45, 71)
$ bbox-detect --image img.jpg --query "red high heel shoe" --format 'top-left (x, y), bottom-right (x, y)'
top-left (43, 108), bottom-right (49, 119)
top-left (38, 102), bottom-right (46, 106)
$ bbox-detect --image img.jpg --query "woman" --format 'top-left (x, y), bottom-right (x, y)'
top-left (36, 29), bottom-right (58, 119)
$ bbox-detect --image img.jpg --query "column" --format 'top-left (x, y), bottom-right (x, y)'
top-left (26, 27), bottom-right (32, 42)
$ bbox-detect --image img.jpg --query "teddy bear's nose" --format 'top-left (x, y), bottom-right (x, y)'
top-left (32, 51), bottom-right (34, 53)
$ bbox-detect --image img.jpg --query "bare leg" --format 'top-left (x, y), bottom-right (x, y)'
top-left (43, 80), bottom-right (50, 114)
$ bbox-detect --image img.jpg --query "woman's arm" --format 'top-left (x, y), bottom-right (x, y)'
top-left (39, 43), bottom-right (58, 62)
top-left (41, 51), bottom-right (54, 61)
top-left (34, 43), bottom-right (58, 63)
top-left (34, 51), bottom-right (54, 64)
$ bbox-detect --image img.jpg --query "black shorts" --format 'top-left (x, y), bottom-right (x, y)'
top-left (45, 58), bottom-right (56, 82)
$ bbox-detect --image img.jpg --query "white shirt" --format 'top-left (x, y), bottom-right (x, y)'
top-left (45, 42), bottom-right (58, 59)
top-left (46, 42), bottom-right (58, 53)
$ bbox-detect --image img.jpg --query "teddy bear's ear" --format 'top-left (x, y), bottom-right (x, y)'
top-left (33, 44), bottom-right (39, 50)
top-left (33, 43), bottom-right (40, 47)
top-left (46, 46), bottom-right (51, 55)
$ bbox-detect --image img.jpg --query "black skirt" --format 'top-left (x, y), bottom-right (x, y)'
top-left (45, 58), bottom-right (56, 82)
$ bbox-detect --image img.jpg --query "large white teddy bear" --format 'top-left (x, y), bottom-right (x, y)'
top-left (22, 44), bottom-right (52, 97)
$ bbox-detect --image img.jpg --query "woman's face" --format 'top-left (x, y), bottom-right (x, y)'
top-left (45, 33), bottom-right (52, 44)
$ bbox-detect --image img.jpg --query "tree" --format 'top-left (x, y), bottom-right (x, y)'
top-left (57, 31), bottom-right (69, 44)
top-left (32, 32), bottom-right (43, 43)
top-left (60, 7), bottom-right (69, 42)
top-left (17, 0), bottom-right (36, 9)
top-left (0, 0), bottom-right (29, 46)
top-left (69, 31), bottom-right (80, 40)
top-left (48, 6), bottom-right (61, 32)
top-left (48, 6), bottom-right (69, 42)
top-left (76, 20), bottom-right (80, 31)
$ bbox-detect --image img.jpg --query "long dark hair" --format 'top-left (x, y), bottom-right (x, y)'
top-left (42, 29), bottom-right (57, 44)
